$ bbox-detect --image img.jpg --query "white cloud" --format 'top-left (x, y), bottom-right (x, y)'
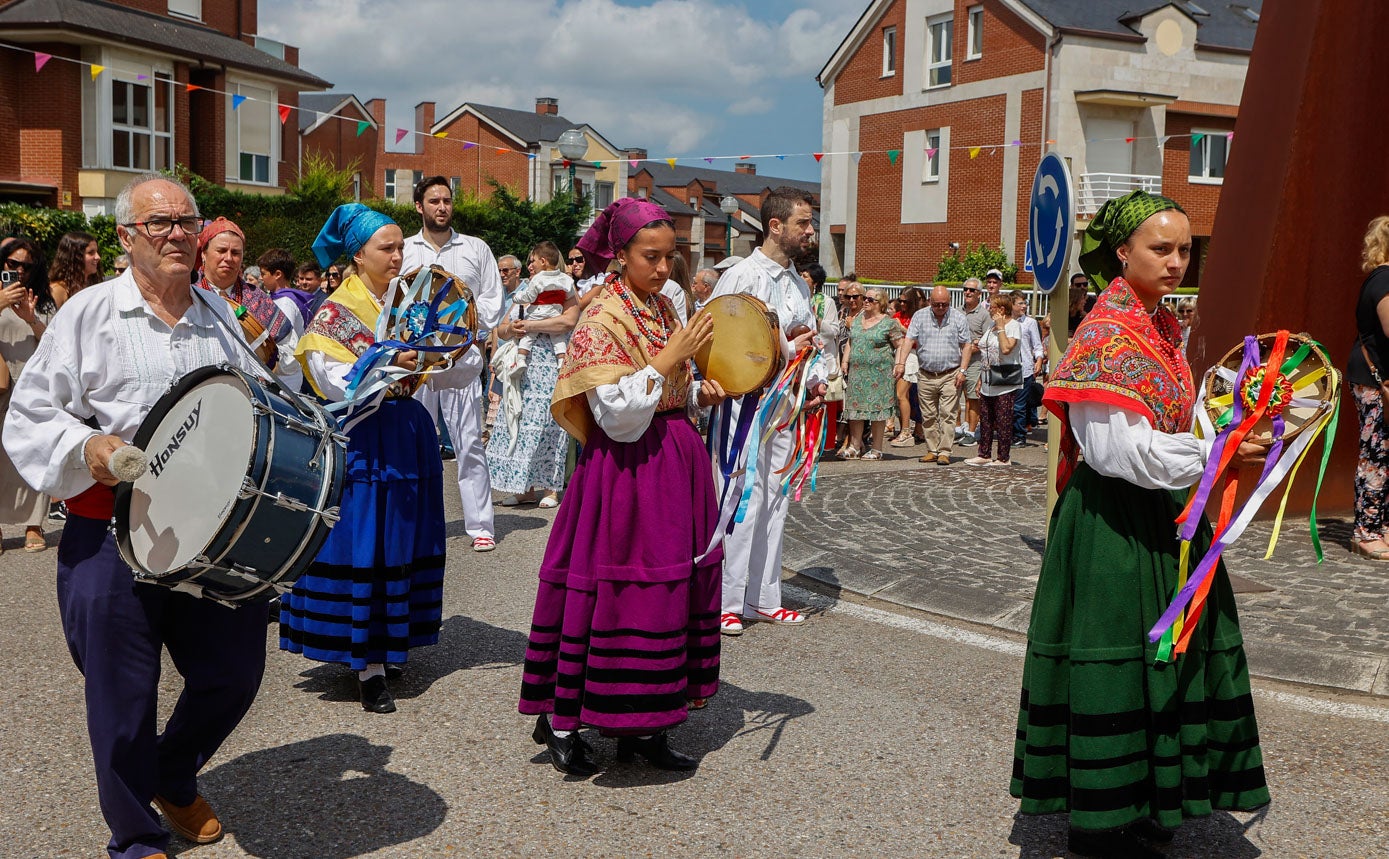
top-left (260, 0), bottom-right (858, 156)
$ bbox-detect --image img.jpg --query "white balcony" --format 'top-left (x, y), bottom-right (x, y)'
top-left (1077, 173), bottom-right (1161, 216)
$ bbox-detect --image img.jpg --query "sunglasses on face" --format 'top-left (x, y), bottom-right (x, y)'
top-left (2, 258), bottom-right (33, 272)
top-left (844, 294), bottom-right (864, 299)
top-left (567, 257), bottom-right (584, 264)
top-left (327, 270), bottom-right (342, 278)
top-left (864, 297), bottom-right (880, 303)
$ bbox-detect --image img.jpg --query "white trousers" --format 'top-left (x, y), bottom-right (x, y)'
top-left (719, 399), bottom-right (792, 616)
top-left (419, 379), bottom-right (495, 539)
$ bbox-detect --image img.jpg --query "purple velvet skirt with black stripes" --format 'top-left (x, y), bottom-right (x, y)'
top-left (279, 397), bottom-right (446, 671)
top-left (518, 410), bottom-right (723, 734)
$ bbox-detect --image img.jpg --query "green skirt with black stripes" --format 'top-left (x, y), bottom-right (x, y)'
top-left (1010, 463), bottom-right (1270, 831)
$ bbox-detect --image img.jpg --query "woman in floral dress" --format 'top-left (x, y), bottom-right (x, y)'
top-left (842, 287), bottom-right (905, 460)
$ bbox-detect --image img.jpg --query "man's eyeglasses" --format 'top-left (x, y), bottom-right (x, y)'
top-left (123, 217), bottom-right (199, 238)
top-left (930, 301), bottom-right (950, 308)
top-left (2, 258), bottom-right (33, 272)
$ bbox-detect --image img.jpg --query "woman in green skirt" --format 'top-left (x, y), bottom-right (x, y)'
top-left (1010, 191), bottom-right (1271, 858)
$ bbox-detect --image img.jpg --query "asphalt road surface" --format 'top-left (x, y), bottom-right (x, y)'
top-left (1, 483), bottom-right (1386, 858)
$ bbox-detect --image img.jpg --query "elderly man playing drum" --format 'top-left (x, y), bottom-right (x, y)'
top-left (4, 173), bottom-right (264, 859)
top-left (708, 186), bottom-right (826, 635)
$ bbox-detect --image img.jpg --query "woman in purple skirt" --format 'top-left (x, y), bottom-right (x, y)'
top-left (518, 199), bottom-right (728, 776)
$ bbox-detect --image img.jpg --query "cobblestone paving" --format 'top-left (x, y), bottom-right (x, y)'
top-left (786, 452), bottom-right (1389, 695)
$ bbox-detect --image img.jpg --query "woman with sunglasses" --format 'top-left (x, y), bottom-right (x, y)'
top-left (0, 237), bottom-right (55, 552)
top-left (324, 265), bottom-right (344, 293)
top-left (841, 288), bottom-right (905, 460)
top-left (890, 286), bottom-right (927, 447)
top-left (833, 277), bottom-right (865, 457)
top-left (47, 231), bottom-right (101, 308)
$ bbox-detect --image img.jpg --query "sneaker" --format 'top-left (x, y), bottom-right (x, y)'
top-left (964, 456), bottom-right (991, 466)
top-left (953, 427), bottom-right (965, 442)
top-left (440, 445), bottom-right (457, 460)
top-left (472, 536), bottom-right (496, 552)
top-left (47, 501), bottom-right (66, 521)
top-left (747, 607), bottom-right (805, 625)
top-left (960, 432), bottom-right (976, 446)
top-left (720, 612), bottom-right (744, 636)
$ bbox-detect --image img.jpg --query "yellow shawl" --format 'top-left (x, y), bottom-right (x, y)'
top-left (294, 274), bottom-right (390, 399)
top-left (551, 280), bottom-right (690, 444)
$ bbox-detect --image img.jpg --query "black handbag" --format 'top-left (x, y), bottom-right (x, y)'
top-left (985, 363), bottom-right (1024, 387)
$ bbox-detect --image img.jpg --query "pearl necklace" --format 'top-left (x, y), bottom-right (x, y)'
top-left (614, 278), bottom-right (672, 347)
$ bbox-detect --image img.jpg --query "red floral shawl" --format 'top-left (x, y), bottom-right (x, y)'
top-left (1044, 277), bottom-right (1194, 490)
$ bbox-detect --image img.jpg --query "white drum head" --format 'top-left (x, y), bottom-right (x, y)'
top-left (125, 375), bottom-right (255, 574)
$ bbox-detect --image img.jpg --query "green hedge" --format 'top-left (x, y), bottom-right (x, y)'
top-left (0, 204), bottom-right (122, 272)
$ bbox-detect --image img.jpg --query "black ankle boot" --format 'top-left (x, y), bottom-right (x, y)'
top-left (531, 715), bottom-right (596, 777)
top-left (1067, 827), bottom-right (1163, 859)
top-left (615, 732), bottom-right (697, 771)
top-left (1125, 818), bottom-right (1174, 844)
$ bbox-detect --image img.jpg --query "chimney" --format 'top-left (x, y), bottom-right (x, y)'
top-left (415, 101), bottom-right (436, 132)
top-left (536, 97), bottom-right (559, 115)
top-left (735, 162), bottom-right (757, 175)
top-left (366, 98), bottom-right (386, 129)
top-left (626, 147), bottom-right (648, 161)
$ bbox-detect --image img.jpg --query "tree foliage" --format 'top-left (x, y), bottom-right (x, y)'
top-left (936, 242), bottom-right (1019, 284)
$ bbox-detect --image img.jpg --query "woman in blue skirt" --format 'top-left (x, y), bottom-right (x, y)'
top-left (279, 204), bottom-right (446, 714)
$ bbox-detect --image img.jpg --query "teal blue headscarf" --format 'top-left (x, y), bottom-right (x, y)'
top-left (312, 203), bottom-right (395, 268)
top-left (1078, 190), bottom-right (1185, 290)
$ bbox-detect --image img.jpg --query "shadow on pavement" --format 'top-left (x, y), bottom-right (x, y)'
top-left (286, 613), bottom-right (528, 704)
top-left (198, 733), bottom-right (447, 859)
top-left (1006, 810), bottom-right (1263, 858)
top-left (446, 512), bottom-right (548, 542)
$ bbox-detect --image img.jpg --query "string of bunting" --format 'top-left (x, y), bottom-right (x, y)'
top-left (6, 39), bottom-right (1235, 170)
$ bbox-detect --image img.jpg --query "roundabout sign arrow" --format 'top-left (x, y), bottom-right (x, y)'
top-left (1027, 151), bottom-right (1075, 294)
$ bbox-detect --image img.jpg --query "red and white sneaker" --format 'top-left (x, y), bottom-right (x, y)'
top-left (471, 536), bottom-right (496, 552)
top-left (747, 607), bottom-right (805, 625)
top-left (719, 612), bottom-right (744, 636)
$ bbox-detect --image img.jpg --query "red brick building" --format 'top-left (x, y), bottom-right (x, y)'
top-left (818, 0), bottom-right (1258, 286)
top-left (0, 0), bottom-right (328, 213)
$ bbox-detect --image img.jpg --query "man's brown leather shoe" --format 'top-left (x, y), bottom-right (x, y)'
top-left (153, 794), bottom-right (223, 844)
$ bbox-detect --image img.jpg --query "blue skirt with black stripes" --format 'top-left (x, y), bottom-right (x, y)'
top-left (279, 397), bottom-right (446, 670)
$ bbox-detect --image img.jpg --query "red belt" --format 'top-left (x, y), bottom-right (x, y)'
top-left (531, 290), bottom-right (568, 306)
top-left (66, 482), bottom-right (115, 521)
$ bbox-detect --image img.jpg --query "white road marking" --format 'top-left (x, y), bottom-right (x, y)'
top-left (785, 584), bottom-right (1389, 724)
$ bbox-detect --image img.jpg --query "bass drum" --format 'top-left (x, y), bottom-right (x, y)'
top-left (692, 294), bottom-right (783, 396)
top-left (114, 365), bottom-right (346, 605)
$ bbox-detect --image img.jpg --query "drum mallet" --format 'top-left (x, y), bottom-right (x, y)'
top-left (108, 445), bottom-right (150, 483)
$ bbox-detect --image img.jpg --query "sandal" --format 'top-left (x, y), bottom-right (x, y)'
top-left (888, 431), bottom-right (915, 447)
top-left (861, 449), bottom-right (883, 461)
top-left (1351, 540), bottom-right (1389, 560)
top-left (24, 536), bottom-right (46, 553)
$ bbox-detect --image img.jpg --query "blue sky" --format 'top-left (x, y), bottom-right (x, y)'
top-left (260, 0), bottom-right (863, 183)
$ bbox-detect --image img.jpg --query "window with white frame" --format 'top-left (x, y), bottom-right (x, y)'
top-left (451, 176), bottom-right (462, 194)
top-left (167, 0), bottom-right (201, 21)
top-left (926, 14), bottom-right (953, 88)
top-left (967, 6), bottom-right (984, 59)
top-left (1189, 130), bottom-right (1230, 182)
top-left (412, 170), bottom-right (423, 196)
top-left (230, 82), bottom-right (274, 185)
top-left (595, 181), bottom-right (615, 212)
top-left (111, 74), bottom-right (173, 171)
top-left (922, 130), bottom-right (942, 183)
top-left (384, 169), bottom-right (397, 200)
top-left (882, 27), bottom-right (897, 77)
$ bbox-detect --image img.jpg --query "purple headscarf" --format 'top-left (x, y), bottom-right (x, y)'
top-left (575, 198), bottom-right (671, 276)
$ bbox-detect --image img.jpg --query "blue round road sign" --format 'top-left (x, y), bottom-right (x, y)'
top-left (1027, 151), bottom-right (1075, 294)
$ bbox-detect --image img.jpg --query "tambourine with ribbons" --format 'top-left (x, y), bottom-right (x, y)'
top-left (332, 265), bottom-right (477, 421)
top-left (1148, 331), bottom-right (1341, 663)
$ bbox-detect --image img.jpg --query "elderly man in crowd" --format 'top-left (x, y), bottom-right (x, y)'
top-left (692, 267), bottom-right (718, 312)
top-left (895, 285), bottom-right (971, 465)
top-left (5, 173), bottom-right (265, 859)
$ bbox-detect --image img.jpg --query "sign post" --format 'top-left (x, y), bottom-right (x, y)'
top-left (1027, 151), bottom-right (1076, 525)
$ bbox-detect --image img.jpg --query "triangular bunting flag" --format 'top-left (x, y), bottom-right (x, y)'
top-left (1226, 132), bottom-right (1235, 141)
top-left (395, 128), bottom-right (409, 144)
top-left (34, 53), bottom-right (51, 73)
top-left (1192, 132), bottom-right (1205, 144)
top-left (356, 120), bottom-right (369, 137)
top-left (562, 159), bottom-right (571, 169)
top-left (277, 104), bottom-right (291, 125)
top-left (969, 147), bottom-right (981, 159)
top-left (888, 150), bottom-right (901, 165)
top-left (496, 148), bottom-right (508, 155)
top-left (926, 147), bottom-right (938, 160)
top-left (705, 158), bottom-right (714, 164)
top-left (137, 74), bottom-right (148, 81)
top-left (1125, 137), bottom-right (1135, 143)
top-left (1011, 140), bottom-right (1022, 147)
top-left (628, 159), bottom-right (638, 169)
top-left (666, 158), bottom-right (677, 168)
top-left (90, 64), bottom-right (104, 80)
top-left (739, 155), bottom-right (751, 160)
top-left (776, 155), bottom-right (786, 161)
top-left (186, 83), bottom-right (201, 93)
top-left (526, 153), bottom-right (537, 160)
top-left (231, 94), bottom-right (247, 110)
top-left (463, 142), bottom-right (476, 150)
top-left (434, 131), bottom-right (448, 138)
top-left (851, 152), bottom-right (863, 164)
top-left (813, 153), bottom-right (824, 162)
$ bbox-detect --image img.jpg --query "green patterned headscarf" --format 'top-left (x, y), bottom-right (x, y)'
top-left (1078, 190), bottom-right (1185, 290)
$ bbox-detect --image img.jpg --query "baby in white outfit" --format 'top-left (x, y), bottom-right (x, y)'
top-left (510, 244), bottom-right (574, 371)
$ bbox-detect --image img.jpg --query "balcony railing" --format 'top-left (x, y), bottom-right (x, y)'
top-left (1077, 173), bottom-right (1161, 216)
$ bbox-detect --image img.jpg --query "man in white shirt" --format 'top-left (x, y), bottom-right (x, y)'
top-left (1010, 290), bottom-right (1045, 446)
top-left (709, 187), bottom-right (825, 635)
top-left (403, 176), bottom-right (505, 552)
top-left (692, 268), bottom-right (718, 312)
top-left (5, 173), bottom-right (264, 858)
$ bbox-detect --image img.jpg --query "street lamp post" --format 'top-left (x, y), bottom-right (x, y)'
top-left (719, 194), bottom-right (739, 258)
top-left (556, 129), bottom-right (588, 214)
